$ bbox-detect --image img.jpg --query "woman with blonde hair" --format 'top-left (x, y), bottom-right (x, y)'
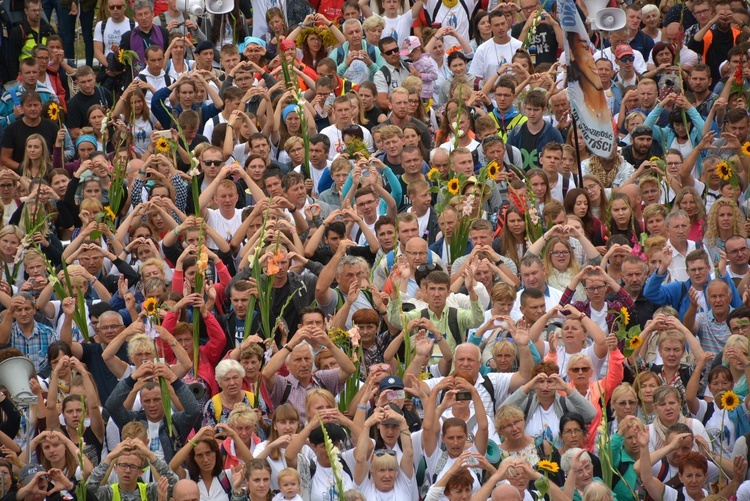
top-left (20, 134), bottom-right (52, 181)
top-left (469, 282), bottom-right (517, 367)
top-left (218, 403), bottom-right (258, 469)
top-left (0, 225), bottom-right (25, 287)
top-left (703, 198), bottom-right (746, 262)
top-left (609, 384), bottom-right (639, 433)
top-left (253, 403), bottom-right (305, 490)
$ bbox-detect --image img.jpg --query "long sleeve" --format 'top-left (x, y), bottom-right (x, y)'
top-left (86, 461), bottom-right (115, 501)
top-left (104, 376), bottom-right (141, 428)
top-left (602, 349), bottom-right (625, 401)
top-left (504, 385), bottom-right (532, 409)
top-left (151, 86), bottom-right (173, 131)
top-left (172, 173), bottom-right (187, 212)
top-left (0, 398), bottom-right (21, 438)
top-left (147, 459), bottom-right (179, 497)
top-left (112, 258), bottom-right (140, 288)
top-left (201, 312), bottom-right (227, 365)
top-left (562, 389), bottom-right (597, 422)
top-left (131, 177), bottom-right (144, 207)
top-left (643, 272), bottom-right (682, 308)
top-left (171, 269), bottom-right (184, 293)
top-left (457, 299), bottom-right (486, 331)
top-left (172, 378), bottom-right (201, 440)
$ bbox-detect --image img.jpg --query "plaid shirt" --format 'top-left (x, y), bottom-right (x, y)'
top-left (11, 321), bottom-right (57, 375)
top-left (558, 287), bottom-right (636, 333)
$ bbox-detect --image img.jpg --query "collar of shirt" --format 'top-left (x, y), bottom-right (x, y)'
top-left (12, 321), bottom-right (41, 339)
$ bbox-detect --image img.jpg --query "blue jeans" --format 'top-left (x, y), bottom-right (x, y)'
top-left (59, 6), bottom-right (94, 66)
top-left (42, 0), bottom-right (60, 27)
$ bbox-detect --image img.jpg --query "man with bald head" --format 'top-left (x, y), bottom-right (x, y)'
top-left (169, 479), bottom-right (200, 501)
top-left (492, 483), bottom-right (524, 501)
top-left (659, 23), bottom-right (699, 71)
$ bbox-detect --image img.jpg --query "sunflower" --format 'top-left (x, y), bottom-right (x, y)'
top-left (716, 161), bottom-right (732, 181)
top-left (742, 142), bottom-right (750, 157)
top-left (155, 137), bottom-right (170, 154)
top-left (536, 460), bottom-right (560, 474)
top-left (143, 297), bottom-right (158, 316)
top-left (118, 49), bottom-right (125, 64)
top-left (446, 177), bottom-right (460, 195)
top-left (628, 335), bottom-right (643, 350)
top-left (427, 167), bottom-right (441, 183)
top-left (487, 161), bottom-right (499, 179)
top-left (104, 205), bottom-right (116, 221)
top-left (419, 372), bottom-right (430, 381)
top-left (720, 390), bottom-right (740, 411)
top-left (649, 156), bottom-right (661, 163)
top-left (620, 307), bottom-right (630, 326)
top-left (47, 102), bottom-right (60, 122)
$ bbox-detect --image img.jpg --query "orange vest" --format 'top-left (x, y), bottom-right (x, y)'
top-left (701, 27), bottom-right (740, 62)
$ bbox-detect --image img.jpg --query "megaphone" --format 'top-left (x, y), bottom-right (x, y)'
top-left (0, 357), bottom-right (37, 406)
top-left (595, 8), bottom-right (627, 31)
top-left (206, 0), bottom-right (233, 14)
top-left (485, 439), bottom-right (501, 465)
top-left (581, 0), bottom-right (609, 26)
top-left (176, 0), bottom-right (205, 16)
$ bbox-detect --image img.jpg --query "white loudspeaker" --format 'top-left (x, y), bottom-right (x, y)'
top-left (595, 8), bottom-right (627, 31)
top-left (177, 0), bottom-right (205, 16)
top-left (0, 357), bottom-right (37, 406)
top-left (206, 0), bottom-right (233, 14)
top-left (581, 0), bottom-right (609, 25)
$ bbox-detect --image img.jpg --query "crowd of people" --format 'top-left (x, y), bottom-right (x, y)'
top-left (0, 0), bottom-right (748, 499)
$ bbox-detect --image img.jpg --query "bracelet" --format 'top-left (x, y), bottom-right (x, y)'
top-left (327, 22), bottom-right (333, 27)
top-left (400, 430), bottom-right (410, 436)
top-left (188, 439), bottom-right (198, 447)
top-left (357, 404), bottom-right (367, 410)
top-left (173, 227), bottom-right (181, 236)
top-left (578, 312), bottom-right (586, 320)
top-left (282, 344), bottom-right (291, 352)
top-left (227, 124), bottom-right (234, 129)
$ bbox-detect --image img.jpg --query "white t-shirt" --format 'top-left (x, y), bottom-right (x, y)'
top-left (196, 470), bottom-right (231, 501)
top-left (309, 451), bottom-right (356, 501)
top-left (549, 173), bottom-right (576, 201)
top-left (321, 124), bottom-right (374, 160)
top-left (94, 18), bottom-right (135, 56)
top-left (424, 0), bottom-right (477, 47)
top-left (426, 444), bottom-right (481, 497)
top-left (382, 12), bottom-right (416, 44)
top-left (525, 404), bottom-right (560, 443)
top-left (147, 420), bottom-right (165, 460)
top-left (205, 207), bottom-right (243, 249)
top-left (130, 115), bottom-right (156, 155)
top-left (469, 38), bottom-right (523, 82)
top-left (137, 70), bottom-right (170, 107)
top-left (252, 442), bottom-right (316, 491)
top-left (203, 113), bottom-right (228, 142)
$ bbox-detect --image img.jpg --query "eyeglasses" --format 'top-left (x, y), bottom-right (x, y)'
top-left (666, 161), bottom-right (682, 166)
top-left (585, 285), bottom-right (606, 293)
top-left (550, 250), bottom-right (570, 257)
top-left (203, 160), bottom-right (223, 167)
top-left (382, 48), bottom-right (399, 56)
top-left (616, 400), bottom-right (637, 406)
top-left (117, 463), bottom-right (141, 471)
top-left (0, 184), bottom-right (14, 189)
top-left (693, 8), bottom-right (711, 15)
top-left (619, 56), bottom-right (635, 62)
top-left (583, 184), bottom-right (598, 192)
top-left (569, 366), bottom-right (590, 373)
top-left (687, 266), bottom-right (708, 274)
top-left (109, 3), bottom-right (125, 8)
top-left (728, 247), bottom-right (749, 255)
top-left (356, 199), bottom-right (377, 207)
top-left (98, 324), bottom-right (122, 332)
top-left (521, 5), bottom-right (538, 12)
top-left (562, 428), bottom-right (584, 436)
top-left (406, 251), bottom-right (428, 257)
top-left (373, 449), bottom-right (397, 457)
top-left (502, 419), bottom-right (524, 430)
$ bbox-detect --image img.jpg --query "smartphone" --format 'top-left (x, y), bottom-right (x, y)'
top-left (456, 391), bottom-right (472, 401)
top-left (155, 130), bottom-right (172, 140)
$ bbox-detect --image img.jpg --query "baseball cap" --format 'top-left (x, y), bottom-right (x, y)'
top-left (615, 44), bottom-right (634, 59)
top-left (194, 41), bottom-right (215, 54)
top-left (379, 375), bottom-right (404, 392)
top-left (400, 36), bottom-right (421, 57)
top-left (18, 464), bottom-right (44, 485)
top-left (631, 124), bottom-right (653, 138)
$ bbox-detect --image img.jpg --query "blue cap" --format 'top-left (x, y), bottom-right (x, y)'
top-left (238, 36), bottom-right (266, 53)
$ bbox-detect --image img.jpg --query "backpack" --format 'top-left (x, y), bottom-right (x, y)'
top-left (279, 376), bottom-right (328, 406)
top-left (310, 456), bottom-right (353, 479)
top-left (427, 0), bottom-right (475, 32)
top-left (419, 307), bottom-right (462, 347)
top-left (216, 470), bottom-right (232, 495)
top-left (211, 391), bottom-right (255, 422)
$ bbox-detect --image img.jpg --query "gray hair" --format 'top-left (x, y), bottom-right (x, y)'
top-left (665, 209), bottom-right (689, 227)
top-left (560, 448), bottom-right (591, 473)
top-left (99, 311), bottom-right (124, 325)
top-left (342, 18), bottom-right (362, 32)
top-left (132, 0), bottom-right (153, 10)
top-left (215, 359), bottom-right (245, 380)
top-left (337, 255), bottom-right (369, 275)
top-left (582, 482), bottom-right (614, 501)
top-left (286, 341), bottom-right (315, 365)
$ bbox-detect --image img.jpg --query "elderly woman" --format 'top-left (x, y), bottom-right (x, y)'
top-left (102, 328), bottom-right (192, 381)
top-left (220, 404), bottom-right (261, 468)
top-left (640, 433), bottom-right (711, 501)
top-left (202, 360), bottom-right (255, 427)
top-left (503, 362), bottom-right (597, 445)
top-left (561, 449), bottom-right (600, 501)
top-left (648, 386), bottom-right (710, 451)
top-left (648, 328), bottom-right (704, 404)
top-left (566, 337), bottom-right (625, 451)
top-left (495, 405), bottom-right (552, 467)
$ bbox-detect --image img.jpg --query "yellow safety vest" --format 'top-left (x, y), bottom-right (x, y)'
top-left (111, 482), bottom-right (149, 501)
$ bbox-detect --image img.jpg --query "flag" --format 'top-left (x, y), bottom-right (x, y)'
top-left (559, 0), bottom-right (616, 158)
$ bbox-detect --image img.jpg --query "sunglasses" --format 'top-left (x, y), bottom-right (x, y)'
top-left (569, 367), bottom-right (591, 373)
top-left (373, 449), bottom-right (397, 457)
top-left (619, 55), bottom-right (635, 62)
top-left (417, 263), bottom-right (439, 273)
top-left (482, 135), bottom-right (504, 146)
top-left (383, 48), bottom-right (399, 56)
top-left (203, 160), bottom-right (223, 167)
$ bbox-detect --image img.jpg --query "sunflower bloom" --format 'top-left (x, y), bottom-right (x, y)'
top-left (155, 137), bottom-right (170, 153)
top-left (649, 156), bottom-right (661, 163)
top-left (720, 390), bottom-right (740, 411)
top-left (104, 205), bottom-right (116, 221)
top-left (620, 307), bottom-right (630, 326)
top-left (537, 460), bottom-right (560, 474)
top-left (716, 161), bottom-right (732, 181)
top-left (487, 161), bottom-right (499, 179)
top-left (143, 297), bottom-right (158, 316)
top-left (742, 142), bottom-right (750, 157)
top-left (118, 50), bottom-right (125, 64)
top-left (447, 178), bottom-right (460, 195)
top-left (427, 167), bottom-right (440, 183)
top-left (47, 102), bottom-right (60, 122)
top-left (629, 335), bottom-right (643, 350)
